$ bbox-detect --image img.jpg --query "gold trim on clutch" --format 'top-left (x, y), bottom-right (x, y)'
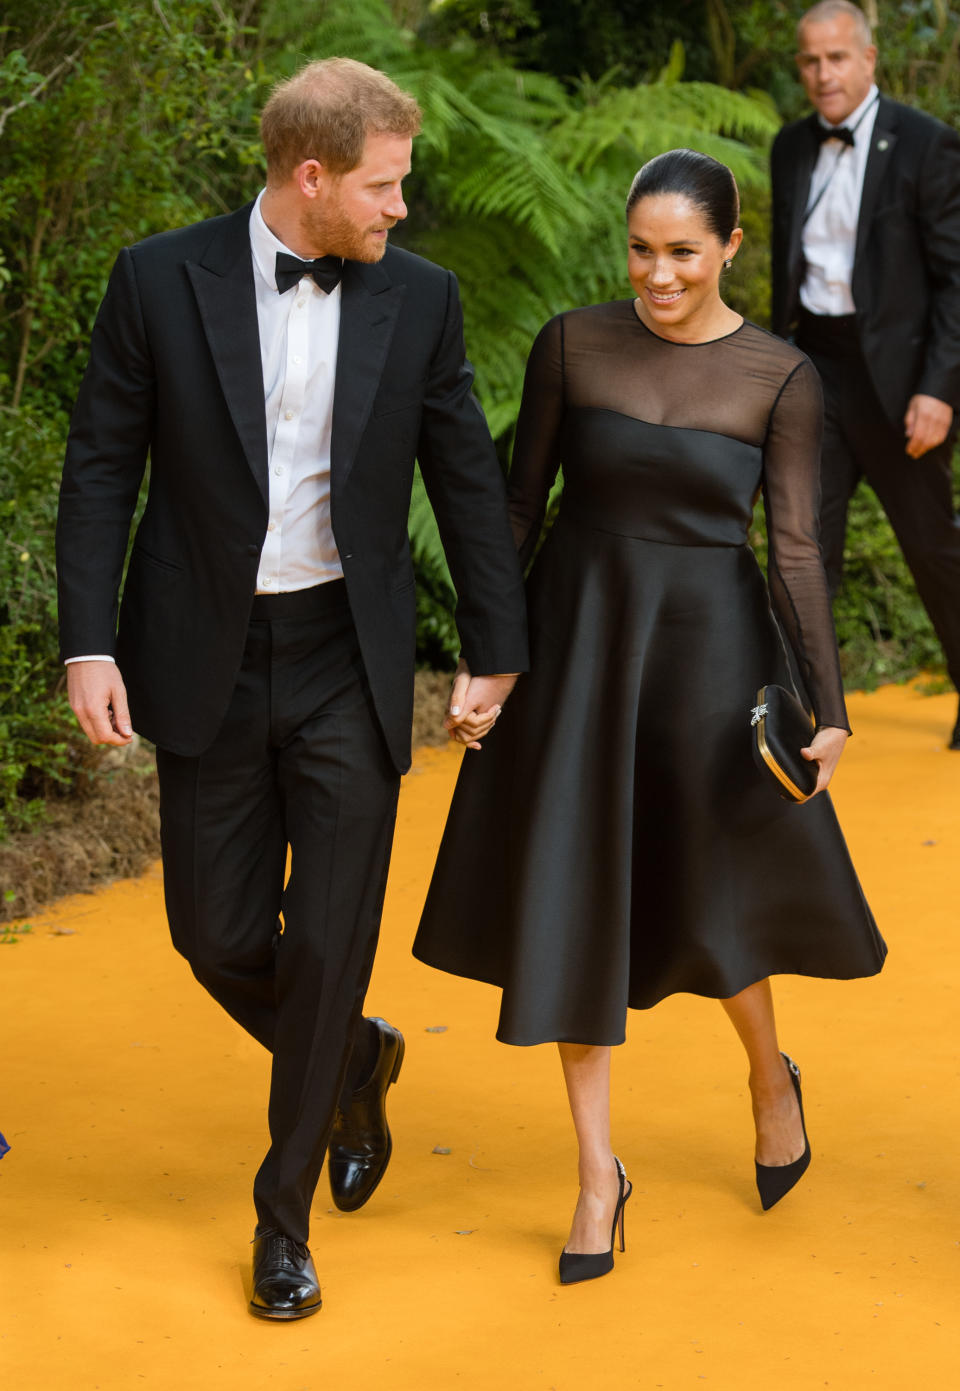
top-left (754, 685), bottom-right (814, 804)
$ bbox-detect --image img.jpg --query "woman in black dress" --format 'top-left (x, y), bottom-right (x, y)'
top-left (416, 151), bottom-right (886, 1284)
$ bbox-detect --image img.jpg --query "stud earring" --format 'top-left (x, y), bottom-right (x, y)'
top-left (724, 259), bottom-right (733, 268)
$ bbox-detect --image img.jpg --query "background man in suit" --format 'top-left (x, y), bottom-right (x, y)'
top-left (56, 58), bottom-right (527, 1320)
top-left (771, 0), bottom-right (960, 747)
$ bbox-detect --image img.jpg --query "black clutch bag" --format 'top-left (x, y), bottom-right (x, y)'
top-left (750, 684), bottom-right (818, 803)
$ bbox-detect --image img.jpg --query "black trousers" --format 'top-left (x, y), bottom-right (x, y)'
top-left (797, 310), bottom-right (960, 690)
top-left (155, 581), bottom-right (401, 1243)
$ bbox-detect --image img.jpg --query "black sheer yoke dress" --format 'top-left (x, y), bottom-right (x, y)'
top-left (414, 303), bottom-right (886, 1046)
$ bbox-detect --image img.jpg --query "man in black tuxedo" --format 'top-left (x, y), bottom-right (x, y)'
top-left (771, 0), bottom-right (960, 747)
top-left (56, 58), bottom-right (527, 1318)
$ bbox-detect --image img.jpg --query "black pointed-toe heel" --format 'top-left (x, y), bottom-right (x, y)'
top-left (755, 1052), bottom-right (811, 1211)
top-left (558, 1156), bottom-right (632, 1285)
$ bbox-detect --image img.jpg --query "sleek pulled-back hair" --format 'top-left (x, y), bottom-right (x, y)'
top-left (626, 149), bottom-right (740, 244)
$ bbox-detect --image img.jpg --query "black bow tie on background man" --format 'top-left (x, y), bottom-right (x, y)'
top-left (274, 251), bottom-right (343, 295)
top-left (816, 123), bottom-right (855, 147)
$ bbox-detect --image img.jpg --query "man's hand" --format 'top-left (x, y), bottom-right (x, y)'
top-left (67, 661), bottom-right (134, 746)
top-left (800, 725), bottom-right (849, 795)
top-left (904, 393), bottom-right (953, 459)
top-left (443, 659), bottom-right (519, 751)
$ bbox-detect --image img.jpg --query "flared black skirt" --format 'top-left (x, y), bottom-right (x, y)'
top-left (413, 519), bottom-right (886, 1046)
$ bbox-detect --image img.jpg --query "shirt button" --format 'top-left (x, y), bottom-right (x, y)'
top-left (296, 298), bottom-right (305, 308)
top-left (292, 355), bottom-right (302, 365)
top-left (267, 521), bottom-right (277, 533)
top-left (275, 465), bottom-right (285, 476)
top-left (262, 576), bottom-right (273, 587)
top-left (284, 410), bottom-right (294, 421)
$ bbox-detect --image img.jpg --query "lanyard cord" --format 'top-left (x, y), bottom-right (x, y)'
top-left (802, 93), bottom-right (880, 228)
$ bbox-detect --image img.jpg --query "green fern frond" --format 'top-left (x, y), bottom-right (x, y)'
top-left (266, 0), bottom-right (781, 460)
top-left (553, 83), bottom-right (778, 175)
top-left (450, 150), bottom-right (593, 254)
top-left (659, 39), bottom-right (687, 84)
top-left (409, 464), bottom-right (454, 591)
top-left (264, 0), bottom-right (415, 65)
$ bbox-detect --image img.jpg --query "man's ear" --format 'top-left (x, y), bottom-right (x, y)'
top-left (295, 159), bottom-right (326, 199)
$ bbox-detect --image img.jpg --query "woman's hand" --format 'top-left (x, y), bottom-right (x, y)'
top-left (801, 725), bottom-right (849, 795)
top-left (443, 659), bottom-right (517, 750)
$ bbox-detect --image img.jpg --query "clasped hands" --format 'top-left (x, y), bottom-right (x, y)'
top-left (68, 652), bottom-right (520, 754)
top-left (444, 659), bottom-right (519, 751)
top-left (67, 654), bottom-right (846, 785)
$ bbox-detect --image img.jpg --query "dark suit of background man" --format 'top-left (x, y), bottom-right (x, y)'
top-left (56, 58), bottom-right (528, 1320)
top-left (771, 0), bottom-right (960, 748)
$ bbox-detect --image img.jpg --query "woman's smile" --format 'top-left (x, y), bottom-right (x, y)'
top-left (627, 191), bottom-right (742, 342)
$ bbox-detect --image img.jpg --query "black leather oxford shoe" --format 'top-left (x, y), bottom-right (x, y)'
top-left (248, 1230), bottom-right (322, 1320)
top-left (328, 1017), bottom-right (404, 1212)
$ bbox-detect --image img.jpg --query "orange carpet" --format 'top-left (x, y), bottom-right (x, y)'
top-left (1, 681), bottom-right (958, 1390)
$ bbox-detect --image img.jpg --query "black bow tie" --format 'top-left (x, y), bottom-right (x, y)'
top-left (274, 251), bottom-right (343, 295)
top-left (816, 123), bottom-right (855, 147)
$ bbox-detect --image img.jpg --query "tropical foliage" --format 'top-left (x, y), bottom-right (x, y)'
top-left (0, 0), bottom-right (956, 837)
top-left (0, 0), bottom-right (266, 835)
top-left (262, 0), bottom-right (778, 433)
top-left (296, 0), bottom-right (778, 648)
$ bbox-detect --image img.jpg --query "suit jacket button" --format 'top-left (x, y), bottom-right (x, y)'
top-left (247, 544), bottom-right (259, 556)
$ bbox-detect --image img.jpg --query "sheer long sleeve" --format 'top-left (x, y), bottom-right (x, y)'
top-left (507, 315), bottom-right (565, 569)
top-left (761, 357), bottom-right (850, 731)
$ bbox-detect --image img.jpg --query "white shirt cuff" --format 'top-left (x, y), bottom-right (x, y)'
top-left (64, 655), bottom-right (116, 665)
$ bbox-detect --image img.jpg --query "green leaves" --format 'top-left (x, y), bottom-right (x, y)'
top-left (0, 408), bottom-right (88, 838)
top-left (0, 0), bottom-right (949, 833)
top-left (553, 80), bottom-right (778, 180)
top-left (833, 481), bottom-right (949, 691)
top-left (409, 468), bottom-right (461, 668)
top-left (0, 0), bottom-right (269, 411)
top-left (0, 919), bottom-right (33, 945)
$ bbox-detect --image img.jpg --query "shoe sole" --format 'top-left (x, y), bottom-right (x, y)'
top-left (248, 1299), bottom-right (322, 1320)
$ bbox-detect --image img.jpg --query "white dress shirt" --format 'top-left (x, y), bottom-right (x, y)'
top-left (249, 189), bottom-right (343, 594)
top-left (800, 84), bottom-right (880, 316)
top-left (68, 192), bottom-right (343, 664)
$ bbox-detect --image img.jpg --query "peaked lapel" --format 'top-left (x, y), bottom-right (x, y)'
top-left (185, 203), bottom-right (269, 504)
top-left (855, 97), bottom-right (899, 263)
top-left (331, 258), bottom-right (405, 490)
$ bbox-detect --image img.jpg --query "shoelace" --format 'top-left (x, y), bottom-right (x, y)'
top-left (256, 1230), bottom-right (308, 1265)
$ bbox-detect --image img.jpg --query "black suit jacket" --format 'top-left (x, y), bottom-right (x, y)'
top-left (770, 95), bottom-right (960, 421)
top-left (56, 204), bottom-right (528, 770)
